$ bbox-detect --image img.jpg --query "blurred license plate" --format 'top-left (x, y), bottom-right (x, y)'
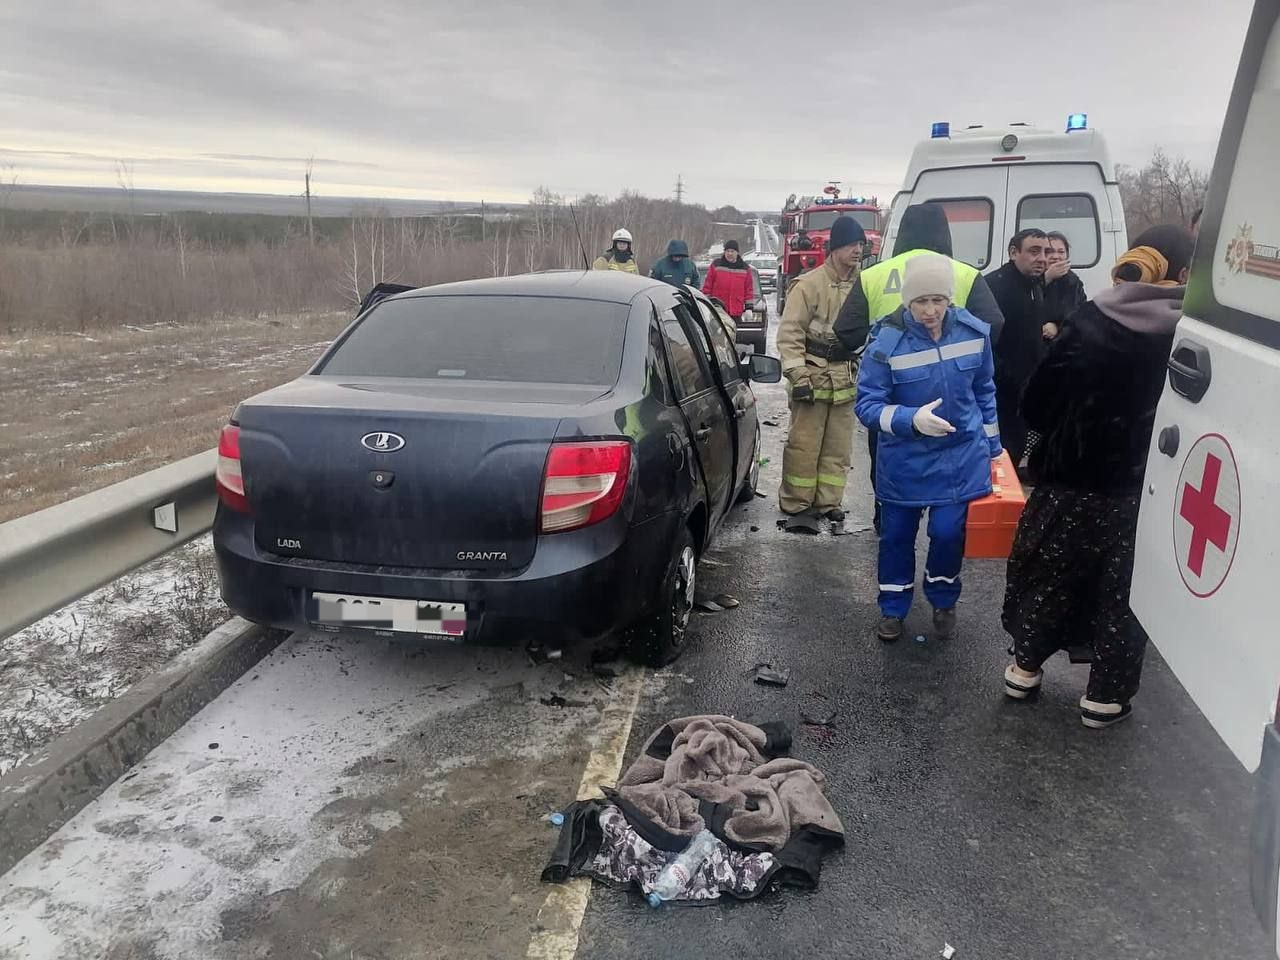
top-left (310, 592), bottom-right (466, 636)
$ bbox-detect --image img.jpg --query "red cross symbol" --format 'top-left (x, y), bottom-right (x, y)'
top-left (1179, 453), bottom-right (1233, 578)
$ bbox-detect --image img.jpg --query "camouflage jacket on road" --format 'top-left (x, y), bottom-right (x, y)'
top-left (776, 261), bottom-right (860, 404)
top-left (586, 804), bottom-right (776, 902)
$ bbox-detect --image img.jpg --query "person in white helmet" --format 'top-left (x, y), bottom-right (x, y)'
top-left (593, 228), bottom-right (639, 274)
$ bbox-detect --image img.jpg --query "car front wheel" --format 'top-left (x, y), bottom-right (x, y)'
top-left (628, 525), bottom-right (696, 667)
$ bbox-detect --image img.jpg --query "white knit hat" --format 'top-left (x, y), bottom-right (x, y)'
top-left (902, 254), bottom-right (955, 305)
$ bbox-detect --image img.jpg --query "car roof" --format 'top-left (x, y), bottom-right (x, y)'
top-left (383, 270), bottom-right (667, 306)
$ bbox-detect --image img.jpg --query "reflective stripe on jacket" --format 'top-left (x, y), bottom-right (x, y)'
top-left (854, 306), bottom-right (1001, 506)
top-left (776, 260), bottom-right (859, 404)
top-left (863, 250), bottom-right (979, 321)
top-left (592, 253), bottom-right (639, 274)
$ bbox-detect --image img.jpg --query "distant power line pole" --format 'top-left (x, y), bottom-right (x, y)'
top-left (674, 174), bottom-right (684, 204)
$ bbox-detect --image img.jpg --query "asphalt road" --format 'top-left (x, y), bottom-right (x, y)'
top-left (0, 311), bottom-right (1270, 960)
top-left (575, 338), bottom-right (1273, 959)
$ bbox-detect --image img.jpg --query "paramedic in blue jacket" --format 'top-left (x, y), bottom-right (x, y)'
top-left (855, 254), bottom-right (1002, 643)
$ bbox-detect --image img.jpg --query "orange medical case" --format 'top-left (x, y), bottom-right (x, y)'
top-left (964, 451), bottom-right (1027, 559)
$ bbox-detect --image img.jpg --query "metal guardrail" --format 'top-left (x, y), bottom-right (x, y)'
top-left (0, 449), bottom-right (218, 643)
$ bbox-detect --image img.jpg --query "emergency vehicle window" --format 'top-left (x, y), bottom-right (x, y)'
top-left (1018, 194), bottom-right (1101, 268)
top-left (660, 308), bottom-right (712, 400)
top-left (923, 198), bottom-right (994, 270)
top-left (805, 210), bottom-right (879, 232)
top-left (1212, 13), bottom-right (1280, 328)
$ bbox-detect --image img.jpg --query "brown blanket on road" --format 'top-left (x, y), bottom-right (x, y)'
top-left (614, 715), bottom-right (844, 853)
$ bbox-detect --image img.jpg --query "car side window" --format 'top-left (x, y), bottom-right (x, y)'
top-left (660, 308), bottom-right (713, 400)
top-left (647, 318), bottom-right (674, 406)
top-left (693, 299), bottom-right (742, 384)
top-left (673, 303), bottom-right (720, 386)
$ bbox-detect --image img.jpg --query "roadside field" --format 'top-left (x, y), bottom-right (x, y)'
top-left (0, 312), bottom-right (351, 524)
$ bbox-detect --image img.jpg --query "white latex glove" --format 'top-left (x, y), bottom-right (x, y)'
top-left (912, 398), bottom-right (955, 437)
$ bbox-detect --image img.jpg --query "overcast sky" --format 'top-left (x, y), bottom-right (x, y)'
top-left (0, 0), bottom-right (1254, 209)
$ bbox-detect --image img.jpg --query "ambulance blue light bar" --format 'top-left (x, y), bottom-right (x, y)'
top-left (931, 122), bottom-right (950, 138)
top-left (1066, 113), bottom-right (1088, 132)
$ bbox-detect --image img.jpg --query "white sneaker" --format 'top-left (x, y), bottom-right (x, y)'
top-left (1004, 664), bottom-right (1042, 699)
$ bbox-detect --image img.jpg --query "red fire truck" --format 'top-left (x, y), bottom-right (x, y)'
top-left (776, 184), bottom-right (882, 314)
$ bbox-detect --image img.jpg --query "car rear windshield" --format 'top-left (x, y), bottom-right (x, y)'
top-left (316, 295), bottom-right (628, 385)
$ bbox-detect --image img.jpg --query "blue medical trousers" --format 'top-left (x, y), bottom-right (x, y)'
top-left (878, 501), bottom-right (968, 619)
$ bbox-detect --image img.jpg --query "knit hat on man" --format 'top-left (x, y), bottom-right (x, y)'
top-left (901, 253), bottom-right (955, 305)
top-left (827, 215), bottom-right (867, 252)
top-left (724, 239), bottom-right (740, 252)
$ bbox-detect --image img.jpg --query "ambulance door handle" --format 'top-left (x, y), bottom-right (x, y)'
top-left (1157, 425), bottom-right (1180, 458)
top-left (1167, 339), bottom-right (1212, 403)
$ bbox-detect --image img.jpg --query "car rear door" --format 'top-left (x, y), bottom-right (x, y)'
top-left (657, 302), bottom-right (735, 524)
top-left (1131, 0), bottom-right (1280, 775)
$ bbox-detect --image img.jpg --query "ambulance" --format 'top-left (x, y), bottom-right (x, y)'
top-left (1127, 0), bottom-right (1280, 950)
top-left (881, 116), bottom-right (1128, 296)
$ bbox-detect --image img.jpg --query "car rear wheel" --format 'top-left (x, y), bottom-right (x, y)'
top-left (735, 424), bottom-right (761, 504)
top-left (628, 525), bottom-right (696, 667)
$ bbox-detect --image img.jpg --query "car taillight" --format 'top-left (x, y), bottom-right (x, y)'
top-left (216, 424), bottom-right (250, 514)
top-left (540, 440), bottom-right (632, 534)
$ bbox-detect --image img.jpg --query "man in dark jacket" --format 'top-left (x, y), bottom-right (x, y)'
top-left (985, 228), bottom-right (1051, 467)
top-left (833, 203), bottom-right (1005, 533)
top-left (650, 239), bottom-right (700, 288)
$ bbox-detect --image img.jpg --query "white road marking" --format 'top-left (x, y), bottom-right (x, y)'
top-left (525, 667), bottom-right (646, 960)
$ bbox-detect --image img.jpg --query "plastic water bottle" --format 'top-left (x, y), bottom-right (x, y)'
top-left (646, 829), bottom-right (718, 907)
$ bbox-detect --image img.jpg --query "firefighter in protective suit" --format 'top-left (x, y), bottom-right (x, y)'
top-left (776, 215), bottom-right (867, 531)
top-left (593, 228), bottom-right (640, 273)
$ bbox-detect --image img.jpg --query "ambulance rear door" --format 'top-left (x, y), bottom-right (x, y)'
top-left (906, 167), bottom-right (1008, 273)
top-left (1131, 0), bottom-right (1280, 773)
top-left (1004, 163), bottom-right (1126, 297)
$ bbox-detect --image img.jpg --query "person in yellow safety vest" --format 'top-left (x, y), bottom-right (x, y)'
top-left (776, 215), bottom-right (867, 532)
top-left (593, 228), bottom-right (640, 273)
top-left (833, 203), bottom-right (1006, 535)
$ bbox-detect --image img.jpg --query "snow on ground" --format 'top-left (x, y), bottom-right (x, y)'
top-left (0, 536), bottom-right (229, 776)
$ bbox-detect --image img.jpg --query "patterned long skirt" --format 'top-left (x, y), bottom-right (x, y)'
top-left (1002, 484), bottom-right (1150, 704)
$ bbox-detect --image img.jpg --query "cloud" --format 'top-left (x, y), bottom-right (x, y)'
top-left (0, 0), bottom-right (1255, 208)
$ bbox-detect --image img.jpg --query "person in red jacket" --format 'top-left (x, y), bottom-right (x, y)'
top-left (701, 240), bottom-right (754, 319)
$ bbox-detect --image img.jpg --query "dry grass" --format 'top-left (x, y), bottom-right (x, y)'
top-left (0, 312), bottom-right (351, 523)
top-left (0, 541), bottom-right (227, 774)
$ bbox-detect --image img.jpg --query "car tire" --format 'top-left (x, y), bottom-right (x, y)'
top-left (628, 525), bottom-right (697, 668)
top-left (735, 424), bottom-right (761, 505)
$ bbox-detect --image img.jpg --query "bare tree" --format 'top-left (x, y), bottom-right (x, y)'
top-left (304, 157), bottom-right (315, 248)
top-left (170, 216), bottom-right (190, 281)
top-left (343, 218), bottom-right (362, 306)
top-left (1118, 149), bottom-right (1209, 235)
